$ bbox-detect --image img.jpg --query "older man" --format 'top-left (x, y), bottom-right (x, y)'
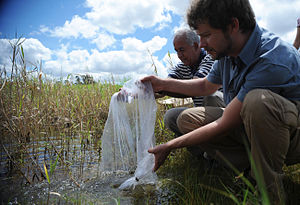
top-left (162, 29), bottom-right (224, 139)
top-left (142, 0), bottom-right (300, 203)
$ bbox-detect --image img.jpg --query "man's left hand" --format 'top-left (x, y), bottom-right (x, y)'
top-left (148, 143), bottom-right (171, 172)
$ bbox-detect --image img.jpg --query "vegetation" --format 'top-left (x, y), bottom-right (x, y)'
top-left (0, 38), bottom-right (299, 204)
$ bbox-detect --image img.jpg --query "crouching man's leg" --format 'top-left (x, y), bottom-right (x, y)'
top-left (241, 89), bottom-right (300, 204)
top-left (176, 106), bottom-right (250, 170)
top-left (164, 107), bottom-right (188, 136)
top-left (164, 92), bottom-right (225, 137)
top-left (164, 106), bottom-right (211, 157)
top-left (203, 90), bottom-right (226, 108)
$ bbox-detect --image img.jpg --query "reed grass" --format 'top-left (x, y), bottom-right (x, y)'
top-left (0, 38), bottom-right (121, 189)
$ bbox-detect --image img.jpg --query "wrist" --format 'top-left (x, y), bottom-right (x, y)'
top-left (165, 140), bottom-right (176, 151)
top-left (161, 78), bottom-right (170, 91)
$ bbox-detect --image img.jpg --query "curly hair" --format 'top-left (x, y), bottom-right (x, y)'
top-left (187, 0), bottom-right (256, 33)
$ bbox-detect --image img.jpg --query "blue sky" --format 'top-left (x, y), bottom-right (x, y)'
top-left (0, 0), bottom-right (299, 81)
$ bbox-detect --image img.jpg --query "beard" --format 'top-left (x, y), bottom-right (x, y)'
top-left (209, 31), bottom-right (233, 60)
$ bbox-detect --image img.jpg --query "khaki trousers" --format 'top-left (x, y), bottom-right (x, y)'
top-left (176, 89), bottom-right (300, 202)
top-left (164, 95), bottom-right (225, 136)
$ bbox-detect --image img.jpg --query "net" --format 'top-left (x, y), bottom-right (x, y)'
top-left (100, 78), bottom-right (157, 190)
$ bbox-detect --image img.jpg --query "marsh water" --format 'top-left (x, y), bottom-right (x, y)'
top-left (0, 134), bottom-right (173, 204)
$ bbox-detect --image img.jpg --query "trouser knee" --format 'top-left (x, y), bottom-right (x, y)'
top-left (164, 107), bottom-right (187, 135)
top-left (203, 95), bottom-right (225, 107)
top-left (177, 107), bottom-right (204, 134)
top-left (242, 89), bottom-right (268, 119)
top-left (242, 89), bottom-right (299, 128)
top-left (177, 107), bottom-right (222, 134)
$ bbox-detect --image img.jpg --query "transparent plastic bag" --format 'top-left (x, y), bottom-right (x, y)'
top-left (100, 78), bottom-right (157, 190)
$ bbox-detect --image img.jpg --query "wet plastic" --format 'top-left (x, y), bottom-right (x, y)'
top-left (100, 78), bottom-right (157, 190)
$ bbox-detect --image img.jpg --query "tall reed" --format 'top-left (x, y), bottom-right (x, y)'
top-left (0, 38), bottom-right (121, 186)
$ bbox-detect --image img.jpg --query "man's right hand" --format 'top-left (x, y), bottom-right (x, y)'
top-left (140, 75), bottom-right (165, 93)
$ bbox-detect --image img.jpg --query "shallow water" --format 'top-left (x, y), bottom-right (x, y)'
top-left (0, 135), bottom-right (171, 204)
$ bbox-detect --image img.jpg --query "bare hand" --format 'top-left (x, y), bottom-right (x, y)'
top-left (148, 143), bottom-right (171, 172)
top-left (116, 89), bottom-right (128, 102)
top-left (140, 75), bottom-right (164, 93)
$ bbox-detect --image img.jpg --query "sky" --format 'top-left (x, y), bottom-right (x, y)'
top-left (0, 0), bottom-right (299, 82)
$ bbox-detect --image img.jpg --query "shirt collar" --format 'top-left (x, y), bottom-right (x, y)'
top-left (238, 23), bottom-right (262, 67)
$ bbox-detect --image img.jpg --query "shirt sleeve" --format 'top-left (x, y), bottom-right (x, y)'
top-left (207, 60), bottom-right (223, 84)
top-left (194, 54), bottom-right (214, 78)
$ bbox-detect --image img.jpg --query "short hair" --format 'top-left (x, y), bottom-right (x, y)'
top-left (187, 0), bottom-right (256, 33)
top-left (174, 28), bottom-right (200, 46)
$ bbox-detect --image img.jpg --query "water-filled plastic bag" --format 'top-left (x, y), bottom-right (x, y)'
top-left (100, 78), bottom-right (157, 190)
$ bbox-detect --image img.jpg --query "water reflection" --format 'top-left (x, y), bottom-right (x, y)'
top-left (0, 135), bottom-right (168, 204)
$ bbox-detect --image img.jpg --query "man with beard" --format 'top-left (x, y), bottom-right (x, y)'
top-left (142, 0), bottom-right (300, 203)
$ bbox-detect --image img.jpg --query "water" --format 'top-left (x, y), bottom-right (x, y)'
top-left (0, 134), bottom-right (172, 204)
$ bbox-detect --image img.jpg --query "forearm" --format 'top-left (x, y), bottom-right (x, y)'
top-left (160, 78), bottom-right (215, 97)
top-left (166, 119), bottom-right (225, 150)
top-left (293, 30), bottom-right (300, 49)
top-left (293, 19), bottom-right (300, 50)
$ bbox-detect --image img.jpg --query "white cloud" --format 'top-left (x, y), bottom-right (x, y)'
top-left (165, 0), bottom-right (190, 16)
top-left (0, 39), bottom-right (13, 67)
top-left (44, 46), bottom-right (90, 75)
top-left (23, 38), bottom-right (52, 62)
top-left (42, 35), bottom-right (168, 78)
top-left (44, 0), bottom-right (177, 38)
top-left (250, 0), bottom-right (300, 43)
top-left (1, 35), bottom-right (168, 79)
top-left (172, 20), bottom-right (190, 34)
top-left (122, 36), bottom-right (167, 53)
top-left (88, 36), bottom-right (168, 75)
top-left (92, 33), bottom-right (116, 50)
top-left (145, 36), bottom-right (169, 53)
top-left (40, 25), bottom-right (51, 33)
top-left (50, 15), bottom-right (99, 38)
top-left (88, 49), bottom-right (144, 74)
top-left (85, 0), bottom-right (172, 35)
top-left (43, 0), bottom-right (183, 46)
top-left (0, 38), bottom-right (52, 70)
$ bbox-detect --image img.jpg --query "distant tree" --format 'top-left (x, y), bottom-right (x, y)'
top-left (82, 74), bottom-right (95, 84)
top-left (75, 74), bottom-right (95, 85)
top-left (75, 75), bottom-right (82, 84)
